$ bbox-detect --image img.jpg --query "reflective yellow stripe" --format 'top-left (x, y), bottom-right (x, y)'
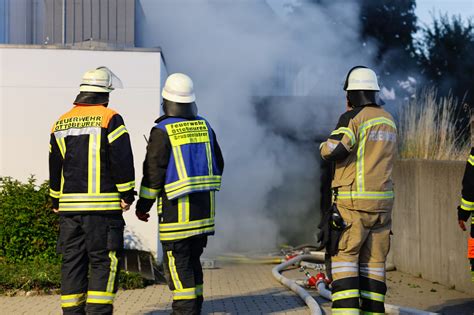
top-left (116, 180), bottom-right (135, 192)
top-left (140, 186), bottom-right (160, 199)
top-left (61, 293), bottom-right (86, 308)
top-left (108, 125), bottom-right (128, 144)
top-left (332, 289), bottom-right (360, 301)
top-left (157, 197), bottom-right (163, 215)
top-left (88, 133), bottom-right (101, 194)
top-left (159, 218), bottom-right (215, 232)
top-left (357, 117), bottom-right (396, 191)
top-left (173, 146), bottom-right (188, 179)
top-left (87, 291), bottom-right (116, 296)
top-left (338, 191), bottom-right (394, 200)
top-left (461, 198), bottom-right (474, 211)
top-left (56, 137), bottom-right (66, 158)
top-left (60, 192), bottom-right (120, 202)
top-left (50, 188), bottom-right (61, 198)
top-left (165, 175), bottom-right (222, 191)
top-left (360, 290), bottom-right (385, 302)
top-left (468, 155), bottom-right (474, 166)
top-left (173, 287), bottom-right (197, 300)
top-left (164, 175), bottom-right (222, 200)
top-left (331, 127), bottom-right (356, 147)
top-left (210, 191), bottom-right (215, 218)
top-left (178, 195), bottom-right (190, 223)
top-left (205, 142), bottom-right (214, 175)
top-left (86, 291), bottom-right (115, 304)
top-left (167, 251), bottom-right (183, 290)
top-left (106, 251), bottom-right (118, 293)
top-left (49, 143), bottom-right (52, 153)
top-left (59, 201), bottom-right (121, 211)
top-left (160, 226), bottom-right (215, 241)
top-left (362, 312), bottom-right (385, 315)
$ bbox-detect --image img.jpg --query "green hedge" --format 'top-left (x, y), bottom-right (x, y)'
top-left (0, 177), bottom-right (59, 263)
top-left (0, 177), bottom-right (151, 294)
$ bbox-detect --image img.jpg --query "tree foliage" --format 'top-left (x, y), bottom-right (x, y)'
top-left (359, 0), bottom-right (417, 59)
top-left (416, 15), bottom-right (474, 109)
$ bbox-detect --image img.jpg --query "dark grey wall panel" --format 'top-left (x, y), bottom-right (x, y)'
top-left (82, 0), bottom-right (91, 41)
top-left (109, 0), bottom-right (117, 43)
top-left (0, 0), bottom-right (6, 43)
top-left (1, 0), bottom-right (134, 46)
top-left (74, 0), bottom-right (83, 42)
top-left (44, 0), bottom-right (135, 46)
top-left (0, 0), bottom-right (44, 44)
top-left (125, 0), bottom-right (133, 45)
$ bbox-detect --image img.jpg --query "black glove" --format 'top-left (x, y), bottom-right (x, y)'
top-left (136, 209), bottom-right (150, 222)
top-left (51, 197), bottom-right (59, 210)
top-left (458, 206), bottom-right (471, 221)
top-left (120, 190), bottom-right (136, 205)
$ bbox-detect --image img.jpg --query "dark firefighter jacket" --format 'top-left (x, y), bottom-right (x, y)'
top-left (320, 105), bottom-right (397, 212)
top-left (49, 103), bottom-right (135, 215)
top-left (459, 147), bottom-right (474, 238)
top-left (137, 115), bottom-right (224, 242)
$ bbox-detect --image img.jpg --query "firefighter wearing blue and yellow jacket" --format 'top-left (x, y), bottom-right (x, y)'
top-left (136, 73), bottom-right (224, 315)
top-left (49, 67), bottom-right (135, 315)
top-left (320, 66), bottom-right (397, 315)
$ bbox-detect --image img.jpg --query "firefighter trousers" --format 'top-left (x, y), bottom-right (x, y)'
top-left (331, 206), bottom-right (391, 315)
top-left (162, 235), bottom-right (208, 315)
top-left (57, 214), bottom-right (125, 315)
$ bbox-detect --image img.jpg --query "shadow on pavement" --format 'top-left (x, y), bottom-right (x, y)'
top-left (427, 298), bottom-right (474, 315)
top-left (143, 289), bottom-right (330, 314)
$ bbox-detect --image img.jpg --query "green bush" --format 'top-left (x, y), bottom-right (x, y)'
top-left (118, 271), bottom-right (147, 290)
top-left (0, 257), bottom-right (146, 294)
top-left (0, 258), bottom-right (61, 294)
top-left (0, 177), bottom-right (59, 263)
top-left (0, 176), bottom-right (151, 294)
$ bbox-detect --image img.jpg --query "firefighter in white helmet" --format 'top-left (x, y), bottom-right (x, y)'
top-left (136, 73), bottom-right (224, 314)
top-left (319, 66), bottom-right (397, 314)
top-left (49, 67), bottom-right (135, 314)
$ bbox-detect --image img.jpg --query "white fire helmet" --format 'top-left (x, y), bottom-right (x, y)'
top-left (80, 66), bottom-right (123, 93)
top-left (162, 73), bottom-right (196, 103)
top-left (344, 66), bottom-right (380, 91)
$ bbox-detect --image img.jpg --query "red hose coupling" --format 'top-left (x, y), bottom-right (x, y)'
top-left (307, 276), bottom-right (317, 287)
top-left (285, 254), bottom-right (298, 261)
top-left (315, 272), bottom-right (329, 285)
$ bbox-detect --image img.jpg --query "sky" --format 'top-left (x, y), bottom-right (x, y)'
top-left (416, 0), bottom-right (474, 25)
top-left (267, 0), bottom-right (474, 25)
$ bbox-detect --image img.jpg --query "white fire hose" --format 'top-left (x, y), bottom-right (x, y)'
top-left (272, 254), bottom-right (323, 315)
top-left (272, 253), bottom-right (439, 315)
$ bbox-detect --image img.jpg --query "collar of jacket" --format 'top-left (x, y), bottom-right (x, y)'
top-left (73, 92), bottom-right (109, 106)
top-left (154, 114), bottom-right (200, 124)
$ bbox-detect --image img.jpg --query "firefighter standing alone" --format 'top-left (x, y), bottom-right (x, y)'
top-left (136, 73), bottom-right (224, 315)
top-left (320, 66), bottom-right (397, 314)
top-left (49, 67), bottom-right (135, 315)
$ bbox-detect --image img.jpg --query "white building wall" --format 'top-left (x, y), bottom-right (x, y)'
top-left (0, 46), bottom-right (167, 258)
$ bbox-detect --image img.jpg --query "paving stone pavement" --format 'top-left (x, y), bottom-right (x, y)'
top-left (0, 264), bottom-right (320, 315)
top-left (1, 263), bottom-right (473, 315)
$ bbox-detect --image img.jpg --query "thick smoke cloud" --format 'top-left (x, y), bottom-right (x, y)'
top-left (136, 0), bottom-right (375, 254)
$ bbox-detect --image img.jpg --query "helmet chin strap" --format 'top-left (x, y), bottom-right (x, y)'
top-left (163, 99), bottom-right (198, 119)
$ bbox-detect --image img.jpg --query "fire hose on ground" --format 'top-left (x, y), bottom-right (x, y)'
top-left (272, 253), bottom-right (439, 315)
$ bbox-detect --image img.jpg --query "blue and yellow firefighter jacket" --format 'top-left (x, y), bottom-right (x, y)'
top-left (49, 103), bottom-right (135, 215)
top-left (137, 115), bottom-right (224, 242)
